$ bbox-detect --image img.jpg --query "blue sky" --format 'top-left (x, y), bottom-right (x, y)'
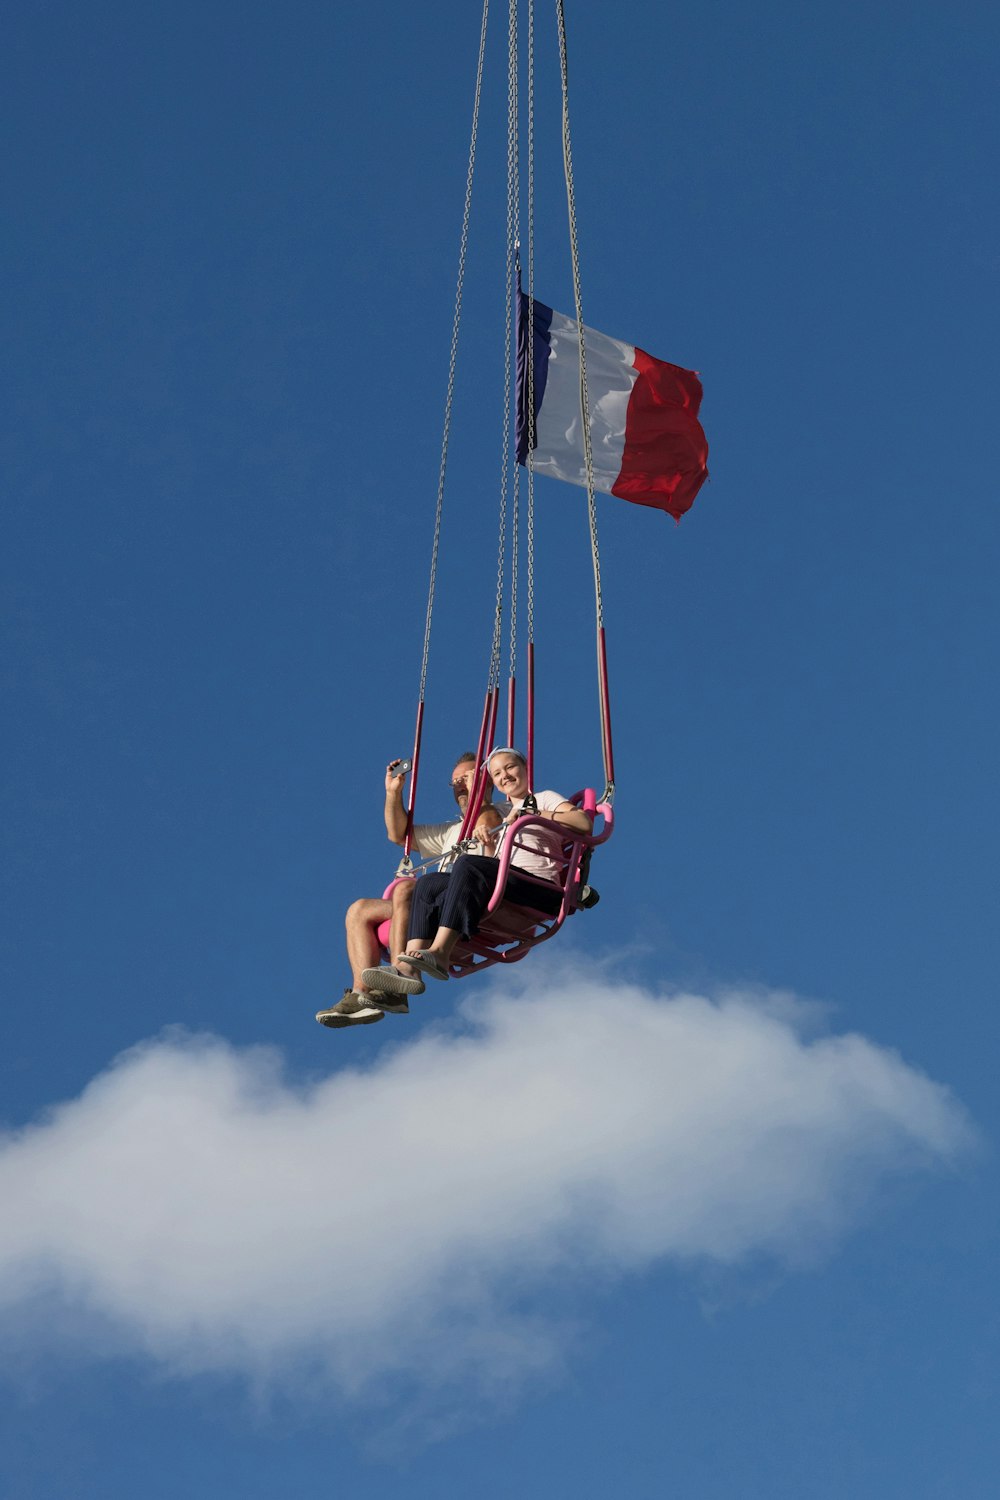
top-left (2, 1), bottom-right (999, 1496)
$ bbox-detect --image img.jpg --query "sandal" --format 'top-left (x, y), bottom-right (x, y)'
top-left (398, 950), bottom-right (450, 982)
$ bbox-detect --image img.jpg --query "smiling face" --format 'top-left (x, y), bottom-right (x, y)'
top-left (488, 752), bottom-right (529, 802)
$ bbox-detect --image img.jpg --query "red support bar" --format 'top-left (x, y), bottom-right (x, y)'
top-left (459, 686), bottom-right (497, 841)
top-left (403, 699), bottom-right (426, 858)
top-left (526, 641), bottom-right (535, 788)
top-left (506, 675), bottom-right (516, 750)
top-left (597, 625), bottom-right (616, 790)
top-left (479, 684), bottom-right (500, 810)
top-left (487, 686), bottom-right (499, 757)
top-left (472, 686), bottom-right (500, 825)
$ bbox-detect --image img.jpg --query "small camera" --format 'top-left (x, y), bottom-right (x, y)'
top-left (388, 758), bottom-right (412, 776)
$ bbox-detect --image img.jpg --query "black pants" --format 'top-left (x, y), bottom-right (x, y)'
top-left (407, 854), bottom-right (563, 944)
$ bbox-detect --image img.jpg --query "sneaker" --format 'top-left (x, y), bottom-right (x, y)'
top-left (316, 989), bottom-right (385, 1028)
top-left (361, 964), bottom-right (425, 998)
top-left (367, 988), bottom-right (410, 1016)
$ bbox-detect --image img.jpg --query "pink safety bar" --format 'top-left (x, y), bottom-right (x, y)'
top-left (449, 787), bottom-right (612, 977)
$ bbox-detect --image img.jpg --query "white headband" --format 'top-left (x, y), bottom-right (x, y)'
top-left (486, 745), bottom-right (527, 770)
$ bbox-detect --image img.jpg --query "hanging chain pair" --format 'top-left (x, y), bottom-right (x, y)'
top-left (555, 0), bottom-right (614, 801)
top-left (413, 0), bottom-right (614, 817)
top-left (418, 0), bottom-right (491, 712)
top-left (488, 0), bottom-right (521, 699)
top-left (403, 0), bottom-right (490, 857)
top-left (491, 0), bottom-right (611, 799)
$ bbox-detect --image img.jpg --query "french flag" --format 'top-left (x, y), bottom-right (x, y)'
top-left (516, 289), bottom-right (709, 520)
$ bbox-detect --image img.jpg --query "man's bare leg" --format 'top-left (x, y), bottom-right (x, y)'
top-left (346, 898), bottom-right (391, 993)
top-left (357, 884), bottom-right (426, 999)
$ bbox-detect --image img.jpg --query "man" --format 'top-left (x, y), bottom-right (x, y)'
top-left (316, 753), bottom-right (501, 1029)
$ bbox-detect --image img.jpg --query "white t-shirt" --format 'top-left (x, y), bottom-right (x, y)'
top-left (495, 789), bottom-right (570, 883)
top-left (413, 820), bottom-right (491, 872)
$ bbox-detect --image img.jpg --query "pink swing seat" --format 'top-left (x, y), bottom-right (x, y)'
top-left (374, 789), bottom-right (613, 979)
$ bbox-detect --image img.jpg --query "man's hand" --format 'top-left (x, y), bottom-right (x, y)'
top-left (385, 760), bottom-right (408, 794)
top-left (472, 806), bottom-right (503, 852)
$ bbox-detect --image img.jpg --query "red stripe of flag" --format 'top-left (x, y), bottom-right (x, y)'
top-left (611, 347), bottom-right (709, 520)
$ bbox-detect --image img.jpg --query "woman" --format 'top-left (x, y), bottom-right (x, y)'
top-left (363, 747), bottom-right (592, 993)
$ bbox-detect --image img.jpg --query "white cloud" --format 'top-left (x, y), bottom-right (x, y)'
top-left (0, 962), bottom-right (974, 1401)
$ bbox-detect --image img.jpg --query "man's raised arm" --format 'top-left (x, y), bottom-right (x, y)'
top-left (384, 761), bottom-right (410, 846)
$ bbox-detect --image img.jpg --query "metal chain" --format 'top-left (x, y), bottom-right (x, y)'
top-left (525, 0), bottom-right (536, 648)
top-left (555, 0), bottom-right (604, 633)
top-left (490, 0), bottom-right (520, 694)
top-left (556, 0), bottom-right (614, 801)
top-left (508, 2), bottom-right (520, 687)
top-left (417, 0), bottom-right (491, 705)
top-left (506, 0), bottom-right (522, 688)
